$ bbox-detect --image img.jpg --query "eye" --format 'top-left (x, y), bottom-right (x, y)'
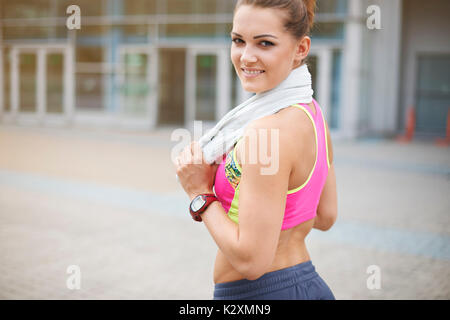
top-left (232, 38), bottom-right (245, 45)
top-left (260, 40), bottom-right (275, 47)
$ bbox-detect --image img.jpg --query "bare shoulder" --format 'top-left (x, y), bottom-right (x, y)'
top-left (276, 106), bottom-right (316, 149)
top-left (240, 111), bottom-right (306, 168)
top-left (243, 112), bottom-right (296, 148)
top-left (278, 105), bottom-right (334, 165)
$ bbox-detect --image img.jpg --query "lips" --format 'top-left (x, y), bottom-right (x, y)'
top-left (241, 68), bottom-right (265, 78)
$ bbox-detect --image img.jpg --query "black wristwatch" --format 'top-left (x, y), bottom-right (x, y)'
top-left (189, 193), bottom-right (218, 222)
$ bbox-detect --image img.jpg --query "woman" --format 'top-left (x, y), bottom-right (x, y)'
top-left (175, 0), bottom-right (337, 300)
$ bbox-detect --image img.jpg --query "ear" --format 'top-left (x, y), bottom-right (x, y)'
top-left (294, 36), bottom-right (311, 66)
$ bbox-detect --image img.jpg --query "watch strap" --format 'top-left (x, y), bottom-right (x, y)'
top-left (189, 193), bottom-right (218, 222)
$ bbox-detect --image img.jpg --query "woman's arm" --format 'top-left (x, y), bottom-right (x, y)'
top-left (314, 120), bottom-right (337, 231)
top-left (201, 118), bottom-right (292, 280)
top-left (314, 164), bottom-right (337, 231)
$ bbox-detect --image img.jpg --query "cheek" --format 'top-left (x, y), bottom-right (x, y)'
top-left (265, 49), bottom-right (293, 75)
top-left (230, 48), bottom-right (241, 66)
top-left (262, 52), bottom-right (284, 75)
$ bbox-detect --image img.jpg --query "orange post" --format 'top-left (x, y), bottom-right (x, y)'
top-left (435, 107), bottom-right (450, 147)
top-left (396, 106), bottom-right (416, 143)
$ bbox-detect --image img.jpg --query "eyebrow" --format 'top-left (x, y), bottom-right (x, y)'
top-left (231, 32), bottom-right (278, 39)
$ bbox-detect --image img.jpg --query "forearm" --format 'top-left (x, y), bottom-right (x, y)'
top-left (200, 200), bottom-right (250, 274)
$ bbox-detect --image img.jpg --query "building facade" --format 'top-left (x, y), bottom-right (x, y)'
top-left (0, 0), bottom-right (449, 139)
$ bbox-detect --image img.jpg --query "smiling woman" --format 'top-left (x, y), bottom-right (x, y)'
top-left (175, 0), bottom-right (337, 301)
top-left (230, 4), bottom-right (309, 93)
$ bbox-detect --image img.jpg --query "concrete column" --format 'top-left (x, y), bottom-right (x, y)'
top-left (368, 0), bottom-right (403, 136)
top-left (148, 48), bottom-right (159, 129)
top-left (64, 33), bottom-right (76, 124)
top-left (317, 48), bottom-right (332, 122)
top-left (217, 48), bottom-right (231, 120)
top-left (37, 48), bottom-right (46, 124)
top-left (185, 49), bottom-right (196, 128)
top-left (11, 48), bottom-right (19, 121)
top-left (341, 0), bottom-right (364, 139)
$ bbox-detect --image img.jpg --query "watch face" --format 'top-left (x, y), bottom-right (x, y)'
top-left (191, 196), bottom-right (206, 212)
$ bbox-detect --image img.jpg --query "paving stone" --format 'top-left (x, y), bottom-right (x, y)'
top-left (0, 125), bottom-right (448, 299)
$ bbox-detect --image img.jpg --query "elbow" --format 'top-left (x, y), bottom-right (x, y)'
top-left (240, 263), bottom-right (268, 281)
top-left (315, 211), bottom-right (337, 231)
top-left (233, 237), bottom-right (277, 281)
top-left (236, 253), bottom-right (272, 281)
top-left (318, 222), bottom-right (334, 231)
top-left (324, 214), bottom-right (337, 231)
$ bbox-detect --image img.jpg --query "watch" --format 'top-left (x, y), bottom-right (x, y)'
top-left (189, 193), bottom-right (218, 222)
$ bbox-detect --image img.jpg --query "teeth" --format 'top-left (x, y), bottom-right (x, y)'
top-left (243, 69), bottom-right (264, 75)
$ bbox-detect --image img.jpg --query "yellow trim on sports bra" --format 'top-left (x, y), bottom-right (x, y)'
top-left (322, 110), bottom-right (331, 170)
top-left (227, 184), bottom-right (240, 224)
top-left (286, 104), bottom-right (318, 195)
top-left (230, 104), bottom-right (320, 195)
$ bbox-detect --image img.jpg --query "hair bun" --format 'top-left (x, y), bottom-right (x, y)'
top-left (303, 0), bottom-right (316, 32)
top-left (235, 0), bottom-right (316, 38)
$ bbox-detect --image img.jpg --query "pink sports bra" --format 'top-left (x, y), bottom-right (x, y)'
top-left (213, 99), bottom-right (331, 230)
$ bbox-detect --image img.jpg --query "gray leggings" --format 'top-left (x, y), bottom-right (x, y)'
top-left (213, 260), bottom-right (335, 300)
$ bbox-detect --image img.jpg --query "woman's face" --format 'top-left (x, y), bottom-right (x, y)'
top-left (231, 5), bottom-right (310, 94)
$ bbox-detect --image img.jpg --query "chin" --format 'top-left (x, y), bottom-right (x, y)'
top-left (241, 81), bottom-right (265, 94)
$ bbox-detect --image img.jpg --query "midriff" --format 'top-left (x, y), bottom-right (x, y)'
top-left (213, 217), bottom-right (315, 284)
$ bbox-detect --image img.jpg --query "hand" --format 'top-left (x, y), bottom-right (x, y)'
top-left (174, 141), bottom-right (220, 200)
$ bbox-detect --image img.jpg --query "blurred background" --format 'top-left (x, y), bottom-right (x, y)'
top-left (0, 0), bottom-right (449, 300)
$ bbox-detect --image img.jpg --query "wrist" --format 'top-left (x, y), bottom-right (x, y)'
top-left (189, 192), bottom-right (218, 222)
top-left (189, 190), bottom-right (214, 201)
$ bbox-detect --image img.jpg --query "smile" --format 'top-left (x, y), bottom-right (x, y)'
top-left (241, 68), bottom-right (265, 78)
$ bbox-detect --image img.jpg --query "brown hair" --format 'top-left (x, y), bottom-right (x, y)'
top-left (235, 0), bottom-right (316, 39)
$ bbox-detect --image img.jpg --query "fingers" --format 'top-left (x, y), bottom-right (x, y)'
top-left (191, 141), bottom-right (204, 164)
top-left (181, 146), bottom-right (192, 165)
top-left (177, 141), bottom-right (204, 166)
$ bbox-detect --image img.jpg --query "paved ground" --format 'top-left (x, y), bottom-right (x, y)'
top-left (0, 124), bottom-right (449, 300)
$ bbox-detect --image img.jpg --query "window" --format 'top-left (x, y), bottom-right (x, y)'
top-left (165, 0), bottom-right (217, 15)
top-left (316, 0), bottom-right (348, 14)
top-left (311, 23), bottom-right (345, 40)
top-left (19, 53), bottom-right (37, 112)
top-left (75, 46), bottom-right (105, 111)
top-left (57, 0), bottom-right (104, 17)
top-left (415, 55), bottom-right (450, 135)
top-left (124, 0), bottom-right (157, 15)
top-left (163, 23), bottom-right (231, 38)
top-left (1, 0), bottom-right (52, 19)
top-left (47, 53), bottom-right (64, 114)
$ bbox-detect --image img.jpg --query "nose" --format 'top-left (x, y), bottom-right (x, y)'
top-left (240, 45), bottom-right (257, 64)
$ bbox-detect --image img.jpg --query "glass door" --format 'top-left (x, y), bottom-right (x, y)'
top-left (158, 48), bottom-right (185, 126)
top-left (118, 46), bottom-right (158, 127)
top-left (10, 46), bottom-right (68, 121)
top-left (46, 52), bottom-right (64, 114)
top-left (195, 54), bottom-right (217, 121)
top-left (18, 51), bottom-right (37, 113)
top-left (120, 52), bottom-right (149, 115)
top-left (185, 47), bottom-right (231, 131)
top-left (416, 55), bottom-right (450, 136)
